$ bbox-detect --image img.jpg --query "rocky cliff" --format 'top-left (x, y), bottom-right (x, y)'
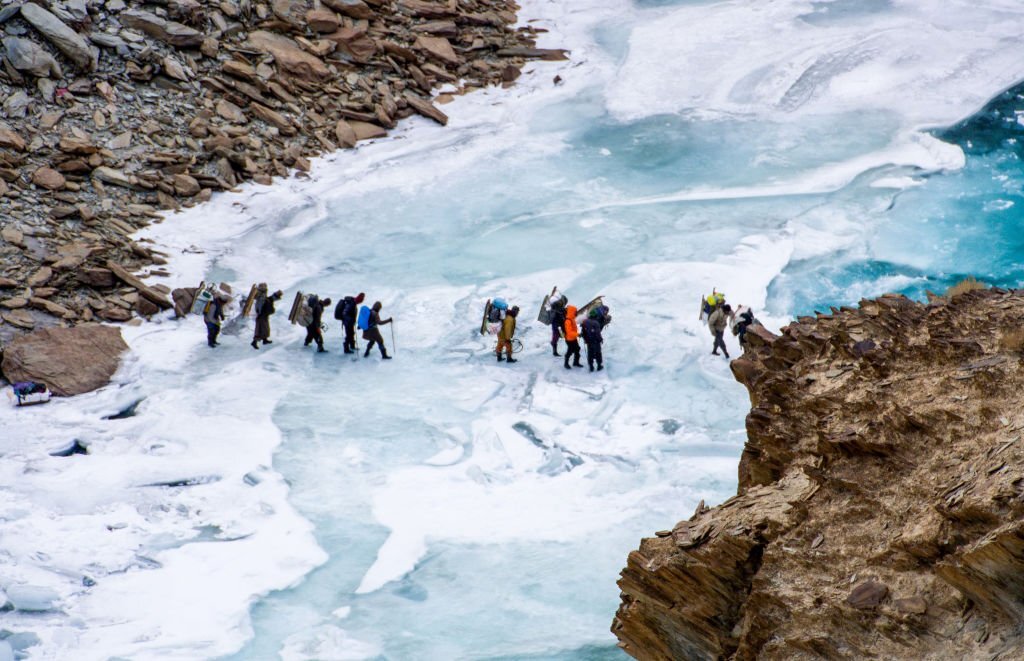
top-left (613, 287), bottom-right (1024, 659)
top-left (0, 0), bottom-right (558, 340)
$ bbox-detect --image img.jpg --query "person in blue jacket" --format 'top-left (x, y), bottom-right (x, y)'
top-left (363, 301), bottom-right (393, 359)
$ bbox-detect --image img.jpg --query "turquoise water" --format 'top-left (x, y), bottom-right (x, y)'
top-left (771, 82), bottom-right (1024, 317)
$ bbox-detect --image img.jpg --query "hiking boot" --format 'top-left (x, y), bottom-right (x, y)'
top-left (597, 364), bottom-right (604, 371)
top-left (263, 340), bottom-right (273, 345)
top-left (711, 350), bottom-right (719, 355)
top-left (317, 348), bottom-right (328, 353)
top-left (564, 362), bottom-right (571, 369)
top-left (251, 341), bottom-right (259, 350)
top-left (382, 354), bottom-right (392, 360)
top-left (723, 353), bottom-right (730, 359)
top-left (589, 365), bottom-right (594, 372)
top-left (497, 354), bottom-right (504, 362)
top-left (344, 349), bottom-right (354, 354)
top-left (552, 347), bottom-right (560, 356)
top-left (506, 357), bottom-right (517, 363)
top-left (573, 361), bottom-right (583, 368)
top-left (364, 349), bottom-right (371, 358)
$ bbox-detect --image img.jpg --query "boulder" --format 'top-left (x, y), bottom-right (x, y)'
top-left (92, 166), bottom-right (132, 188)
top-left (120, 9), bottom-right (203, 48)
top-left (31, 167), bottom-right (66, 190)
top-left (334, 119), bottom-right (357, 147)
top-left (75, 270), bottom-right (114, 290)
top-left (405, 93), bottom-right (448, 126)
top-left (171, 287), bottom-right (197, 317)
top-left (0, 128), bottom-right (25, 151)
top-left (322, 0), bottom-right (374, 19)
top-left (323, 27), bottom-right (376, 63)
top-left (172, 173), bottom-right (200, 196)
top-left (348, 120), bottom-right (387, 141)
top-left (3, 37), bottom-right (62, 78)
top-left (19, 3), bottom-right (95, 70)
top-left (415, 35), bottom-right (459, 66)
top-left (1, 324), bottom-right (128, 396)
top-left (246, 30), bottom-right (331, 80)
top-left (305, 8), bottom-right (340, 33)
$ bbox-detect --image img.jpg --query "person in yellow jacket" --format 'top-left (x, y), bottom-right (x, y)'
top-left (563, 305), bottom-right (583, 369)
top-left (496, 305), bottom-right (519, 363)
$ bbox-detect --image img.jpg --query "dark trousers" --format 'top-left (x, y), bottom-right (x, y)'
top-left (364, 327), bottom-right (387, 357)
top-left (550, 324), bottom-right (561, 349)
top-left (344, 321), bottom-right (356, 352)
top-left (305, 325), bottom-right (324, 350)
top-left (585, 341), bottom-right (602, 369)
top-left (713, 330), bottom-right (729, 357)
top-left (564, 339), bottom-right (581, 367)
top-left (206, 322), bottom-right (220, 347)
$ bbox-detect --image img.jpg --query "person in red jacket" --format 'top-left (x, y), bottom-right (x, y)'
top-left (563, 305), bottom-right (583, 369)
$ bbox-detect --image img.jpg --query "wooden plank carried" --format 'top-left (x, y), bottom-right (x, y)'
top-left (480, 299), bottom-right (491, 335)
top-left (105, 260), bottom-right (173, 309)
top-left (241, 284), bottom-right (258, 317)
top-left (537, 285), bottom-right (557, 324)
top-left (288, 290), bottom-right (303, 324)
top-left (577, 295), bottom-right (604, 320)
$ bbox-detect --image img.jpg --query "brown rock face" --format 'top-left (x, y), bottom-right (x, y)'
top-left (613, 289), bottom-right (1024, 659)
top-left (1, 324), bottom-right (128, 396)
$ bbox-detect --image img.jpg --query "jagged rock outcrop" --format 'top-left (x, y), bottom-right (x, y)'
top-left (1, 323), bottom-right (127, 395)
top-left (613, 288), bottom-right (1024, 659)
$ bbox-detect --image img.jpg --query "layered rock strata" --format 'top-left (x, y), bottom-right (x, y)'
top-left (0, 0), bottom-right (562, 338)
top-left (614, 288), bottom-right (1024, 659)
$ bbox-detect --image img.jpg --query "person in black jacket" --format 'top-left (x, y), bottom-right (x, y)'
top-left (363, 301), bottom-right (393, 359)
top-left (251, 286), bottom-right (283, 350)
top-left (581, 311), bottom-right (604, 372)
top-left (204, 294), bottom-right (228, 348)
top-left (304, 296), bottom-right (331, 353)
top-left (549, 297), bottom-right (566, 357)
top-left (337, 292), bottom-right (365, 354)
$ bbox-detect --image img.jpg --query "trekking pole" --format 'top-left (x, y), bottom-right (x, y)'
top-left (390, 322), bottom-right (397, 356)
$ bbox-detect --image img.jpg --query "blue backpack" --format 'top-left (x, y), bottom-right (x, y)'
top-left (357, 305), bottom-right (372, 330)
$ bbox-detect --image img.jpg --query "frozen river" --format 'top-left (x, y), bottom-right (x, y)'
top-left (5, 0), bottom-right (1024, 658)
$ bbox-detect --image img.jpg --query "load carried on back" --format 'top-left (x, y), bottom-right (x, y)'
top-left (8, 381), bottom-right (50, 407)
top-left (537, 287), bottom-right (568, 326)
top-left (699, 289), bottom-right (726, 322)
top-left (480, 297), bottom-right (509, 335)
top-left (288, 291), bottom-right (319, 328)
top-left (578, 296), bottom-right (611, 329)
top-left (730, 304), bottom-right (760, 345)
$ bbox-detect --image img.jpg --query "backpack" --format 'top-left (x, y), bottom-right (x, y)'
top-left (333, 299), bottom-right (345, 321)
top-left (296, 300), bottom-right (313, 328)
top-left (357, 305), bottom-right (372, 330)
top-left (581, 318), bottom-right (600, 344)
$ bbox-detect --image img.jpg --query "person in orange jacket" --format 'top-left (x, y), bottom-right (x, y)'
top-left (563, 305), bottom-right (583, 369)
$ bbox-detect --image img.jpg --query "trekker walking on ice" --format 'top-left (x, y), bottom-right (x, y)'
top-left (709, 303), bottom-right (732, 359)
top-left (550, 296), bottom-right (567, 356)
top-left (497, 306), bottom-right (519, 363)
top-left (336, 292), bottom-right (364, 354)
top-left (581, 310), bottom-right (604, 371)
top-left (563, 305), bottom-right (582, 369)
top-left (205, 293), bottom-right (228, 348)
top-left (363, 301), bottom-right (393, 359)
top-left (304, 295), bottom-right (331, 353)
top-left (252, 285), bottom-right (283, 349)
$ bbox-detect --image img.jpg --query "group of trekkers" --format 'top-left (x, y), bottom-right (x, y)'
top-left (701, 290), bottom-right (759, 359)
top-left (201, 281), bottom-right (757, 368)
top-left (204, 283), bottom-right (393, 359)
top-left (485, 289), bottom-right (610, 372)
